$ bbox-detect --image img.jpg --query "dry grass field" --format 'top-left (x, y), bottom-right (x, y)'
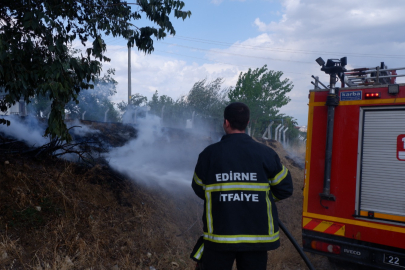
top-left (0, 125), bottom-right (349, 270)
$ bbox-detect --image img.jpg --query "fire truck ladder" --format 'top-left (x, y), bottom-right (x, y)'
top-left (344, 62), bottom-right (405, 87)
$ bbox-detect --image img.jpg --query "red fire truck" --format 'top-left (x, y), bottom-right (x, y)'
top-left (302, 57), bottom-right (405, 269)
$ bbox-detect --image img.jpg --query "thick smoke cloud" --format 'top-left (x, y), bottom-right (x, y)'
top-left (106, 114), bottom-right (212, 190)
top-left (0, 116), bottom-right (101, 149)
top-left (1, 113), bottom-right (305, 193)
top-left (0, 115), bottom-right (48, 146)
top-left (1, 111), bottom-right (217, 191)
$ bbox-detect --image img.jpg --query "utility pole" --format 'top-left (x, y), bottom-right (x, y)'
top-left (128, 46), bottom-right (131, 105)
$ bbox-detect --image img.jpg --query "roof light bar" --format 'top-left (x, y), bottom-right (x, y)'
top-left (365, 92), bottom-right (380, 99)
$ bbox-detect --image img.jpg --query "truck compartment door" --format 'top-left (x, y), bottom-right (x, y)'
top-left (357, 107), bottom-right (405, 223)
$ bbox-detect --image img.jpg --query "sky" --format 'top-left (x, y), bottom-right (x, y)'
top-left (73, 0), bottom-right (405, 126)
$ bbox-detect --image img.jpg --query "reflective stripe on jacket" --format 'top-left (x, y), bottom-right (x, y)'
top-left (192, 133), bottom-right (293, 251)
top-left (190, 236), bottom-right (205, 262)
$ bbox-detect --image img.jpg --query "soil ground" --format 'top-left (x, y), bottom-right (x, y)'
top-left (0, 123), bottom-right (352, 270)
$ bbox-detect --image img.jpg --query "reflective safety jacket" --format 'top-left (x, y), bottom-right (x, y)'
top-left (192, 133), bottom-right (293, 251)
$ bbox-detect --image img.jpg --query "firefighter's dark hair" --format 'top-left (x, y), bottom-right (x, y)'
top-left (224, 102), bottom-right (250, 131)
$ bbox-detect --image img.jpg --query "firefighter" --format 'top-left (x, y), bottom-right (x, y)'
top-left (190, 102), bottom-right (293, 270)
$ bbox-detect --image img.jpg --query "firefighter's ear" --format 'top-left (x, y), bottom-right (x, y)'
top-left (223, 119), bottom-right (231, 134)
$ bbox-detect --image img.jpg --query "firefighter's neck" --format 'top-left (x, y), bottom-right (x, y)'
top-left (223, 119), bottom-right (245, 135)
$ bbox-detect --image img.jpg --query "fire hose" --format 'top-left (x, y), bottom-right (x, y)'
top-left (278, 219), bottom-right (315, 270)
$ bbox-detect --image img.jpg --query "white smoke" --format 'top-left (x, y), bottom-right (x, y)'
top-left (106, 114), bottom-right (211, 190)
top-left (67, 119), bottom-right (100, 136)
top-left (283, 142), bottom-right (306, 169)
top-left (0, 115), bottom-right (49, 146)
top-left (0, 116), bottom-right (102, 161)
top-left (1, 113), bottom-right (215, 190)
top-left (121, 106), bottom-right (150, 125)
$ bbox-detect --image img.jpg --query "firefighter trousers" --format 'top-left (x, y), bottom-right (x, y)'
top-left (200, 247), bottom-right (267, 270)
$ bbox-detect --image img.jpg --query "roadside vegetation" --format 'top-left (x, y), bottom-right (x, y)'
top-left (0, 124), bottom-right (334, 270)
top-left (0, 2), bottom-right (314, 269)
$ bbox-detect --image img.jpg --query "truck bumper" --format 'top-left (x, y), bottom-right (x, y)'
top-left (303, 229), bottom-right (405, 270)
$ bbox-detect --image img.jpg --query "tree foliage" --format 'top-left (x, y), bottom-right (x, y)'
top-left (65, 68), bottom-right (121, 122)
top-left (29, 68), bottom-right (121, 122)
top-left (272, 115), bottom-right (299, 143)
top-left (0, 99), bottom-right (10, 126)
top-left (228, 65), bottom-right (293, 135)
top-left (28, 92), bottom-right (52, 118)
top-left (147, 90), bottom-right (184, 127)
top-left (117, 93), bottom-right (149, 112)
top-left (184, 78), bottom-right (228, 119)
top-left (146, 78), bottom-right (228, 130)
top-left (148, 90), bottom-right (174, 118)
top-left (0, 0), bottom-right (191, 141)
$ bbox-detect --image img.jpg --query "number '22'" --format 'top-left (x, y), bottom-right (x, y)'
top-left (388, 256), bottom-right (400, 265)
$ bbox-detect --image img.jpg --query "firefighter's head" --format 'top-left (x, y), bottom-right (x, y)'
top-left (223, 102), bottom-right (250, 134)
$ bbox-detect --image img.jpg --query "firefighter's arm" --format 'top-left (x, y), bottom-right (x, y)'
top-left (192, 155), bottom-right (206, 200)
top-left (192, 172), bottom-right (205, 199)
top-left (268, 156), bottom-right (293, 201)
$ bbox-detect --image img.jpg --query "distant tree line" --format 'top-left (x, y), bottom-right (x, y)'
top-left (130, 64), bottom-right (299, 141)
top-left (26, 63), bottom-right (299, 141)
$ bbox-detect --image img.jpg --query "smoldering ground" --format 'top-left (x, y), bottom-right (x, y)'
top-left (1, 111), bottom-right (305, 193)
top-left (0, 117), bottom-right (100, 145)
top-left (0, 116), bottom-right (105, 162)
top-left (1, 109), bottom-right (217, 193)
top-left (282, 142), bottom-right (305, 169)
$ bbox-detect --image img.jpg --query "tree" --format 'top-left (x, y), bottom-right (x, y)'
top-left (65, 68), bottom-right (121, 122)
top-left (274, 115), bottom-right (299, 143)
top-left (148, 90), bottom-right (174, 117)
top-left (0, 0), bottom-right (191, 141)
top-left (28, 68), bottom-right (121, 122)
top-left (117, 93), bottom-right (149, 124)
top-left (176, 78), bottom-right (228, 131)
top-left (27, 92), bottom-right (52, 118)
top-left (228, 65), bottom-right (293, 135)
top-left (146, 79), bottom-right (229, 129)
top-left (117, 93), bottom-right (148, 112)
top-left (0, 99), bottom-right (9, 126)
top-left (147, 90), bottom-right (185, 128)
top-left (185, 78), bottom-right (228, 119)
